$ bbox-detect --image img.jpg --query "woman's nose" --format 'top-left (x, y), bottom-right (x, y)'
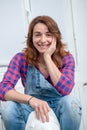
top-left (40, 35), bottom-right (46, 42)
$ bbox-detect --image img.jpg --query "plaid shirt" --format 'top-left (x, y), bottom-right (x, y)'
top-left (0, 52), bottom-right (75, 100)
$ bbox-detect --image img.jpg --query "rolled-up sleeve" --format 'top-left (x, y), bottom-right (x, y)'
top-left (55, 54), bottom-right (75, 96)
top-left (0, 53), bottom-right (23, 100)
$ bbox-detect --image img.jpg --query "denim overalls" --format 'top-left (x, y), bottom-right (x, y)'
top-left (1, 65), bottom-right (82, 130)
top-left (25, 65), bottom-right (62, 100)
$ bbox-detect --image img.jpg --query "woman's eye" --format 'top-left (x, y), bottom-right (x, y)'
top-left (35, 34), bottom-right (41, 37)
top-left (46, 33), bottom-right (52, 37)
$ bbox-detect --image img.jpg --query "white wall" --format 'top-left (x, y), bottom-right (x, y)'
top-left (71, 0), bottom-right (87, 83)
top-left (0, 0), bottom-right (26, 65)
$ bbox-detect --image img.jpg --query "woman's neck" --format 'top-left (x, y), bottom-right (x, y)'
top-left (38, 54), bottom-right (45, 65)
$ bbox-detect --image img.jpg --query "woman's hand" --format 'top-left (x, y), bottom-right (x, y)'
top-left (44, 37), bottom-right (56, 57)
top-left (29, 97), bottom-right (51, 122)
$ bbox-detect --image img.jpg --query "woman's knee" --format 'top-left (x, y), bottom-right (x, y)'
top-left (1, 101), bottom-right (20, 122)
top-left (58, 95), bottom-right (82, 116)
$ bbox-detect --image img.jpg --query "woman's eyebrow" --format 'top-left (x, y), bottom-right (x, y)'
top-left (33, 31), bottom-right (41, 34)
top-left (33, 31), bottom-right (51, 34)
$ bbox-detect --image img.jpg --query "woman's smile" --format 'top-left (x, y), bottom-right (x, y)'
top-left (33, 23), bottom-right (52, 53)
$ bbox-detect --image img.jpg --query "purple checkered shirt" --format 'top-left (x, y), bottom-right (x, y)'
top-left (0, 52), bottom-right (75, 100)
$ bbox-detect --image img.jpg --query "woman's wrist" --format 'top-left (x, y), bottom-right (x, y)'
top-left (27, 96), bottom-right (34, 104)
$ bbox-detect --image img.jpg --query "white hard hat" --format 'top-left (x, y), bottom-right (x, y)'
top-left (25, 109), bottom-right (60, 130)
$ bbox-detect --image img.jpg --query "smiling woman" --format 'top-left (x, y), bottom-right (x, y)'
top-left (33, 23), bottom-right (52, 52)
top-left (0, 15), bottom-right (82, 130)
top-left (33, 23), bottom-right (53, 53)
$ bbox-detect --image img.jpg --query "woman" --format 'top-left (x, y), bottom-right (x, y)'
top-left (0, 15), bottom-right (82, 130)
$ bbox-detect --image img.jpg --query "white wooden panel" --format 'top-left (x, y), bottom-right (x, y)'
top-left (71, 0), bottom-right (87, 82)
top-left (78, 83), bottom-right (87, 130)
top-left (0, 115), bottom-right (3, 130)
top-left (0, 0), bottom-right (26, 65)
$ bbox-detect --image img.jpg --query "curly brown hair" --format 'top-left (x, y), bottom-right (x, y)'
top-left (23, 15), bottom-right (69, 67)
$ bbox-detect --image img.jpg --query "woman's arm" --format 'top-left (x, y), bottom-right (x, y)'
top-left (43, 38), bottom-right (75, 96)
top-left (0, 52), bottom-right (26, 100)
top-left (44, 54), bottom-right (61, 85)
top-left (4, 89), bottom-right (50, 122)
top-left (4, 89), bottom-right (31, 104)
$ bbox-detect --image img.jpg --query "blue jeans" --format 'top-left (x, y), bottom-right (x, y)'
top-left (1, 66), bottom-right (82, 130)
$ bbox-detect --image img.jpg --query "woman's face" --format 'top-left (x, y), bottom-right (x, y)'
top-left (33, 23), bottom-right (53, 53)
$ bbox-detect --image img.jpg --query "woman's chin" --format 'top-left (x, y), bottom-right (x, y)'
top-left (39, 51), bottom-right (46, 54)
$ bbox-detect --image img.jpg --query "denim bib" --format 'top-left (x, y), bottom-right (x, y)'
top-left (25, 65), bottom-right (62, 101)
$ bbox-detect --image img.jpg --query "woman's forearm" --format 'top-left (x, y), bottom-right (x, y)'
top-left (4, 89), bottom-right (31, 104)
top-left (44, 55), bottom-right (61, 85)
